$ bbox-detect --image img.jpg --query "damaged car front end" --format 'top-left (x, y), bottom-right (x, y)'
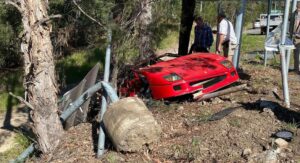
top-left (119, 53), bottom-right (239, 100)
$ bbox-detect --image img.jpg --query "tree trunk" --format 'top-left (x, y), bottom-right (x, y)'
top-left (137, 0), bottom-right (153, 60)
top-left (178, 0), bottom-right (195, 56)
top-left (17, 0), bottom-right (63, 153)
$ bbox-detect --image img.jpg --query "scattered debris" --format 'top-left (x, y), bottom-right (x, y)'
top-left (248, 149), bottom-right (278, 163)
top-left (211, 97), bottom-right (224, 104)
top-left (274, 130), bottom-right (293, 142)
top-left (177, 106), bottom-right (184, 111)
top-left (200, 101), bottom-right (208, 106)
top-left (275, 138), bottom-right (289, 149)
top-left (208, 107), bottom-right (240, 121)
top-left (242, 148), bottom-right (252, 157)
top-left (265, 149), bottom-right (278, 163)
top-left (272, 88), bottom-right (281, 100)
top-left (196, 84), bottom-right (247, 101)
top-left (259, 99), bottom-right (277, 110)
top-left (263, 108), bottom-right (275, 117)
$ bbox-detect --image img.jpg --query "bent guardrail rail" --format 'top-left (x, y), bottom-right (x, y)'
top-left (11, 81), bottom-right (118, 163)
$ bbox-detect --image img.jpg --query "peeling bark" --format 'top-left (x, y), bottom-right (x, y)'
top-left (137, 0), bottom-right (153, 60)
top-left (14, 0), bottom-right (64, 153)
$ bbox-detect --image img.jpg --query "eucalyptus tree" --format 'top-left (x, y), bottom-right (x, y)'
top-left (5, 0), bottom-right (64, 153)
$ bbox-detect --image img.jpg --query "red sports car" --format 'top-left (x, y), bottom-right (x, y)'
top-left (119, 53), bottom-right (239, 100)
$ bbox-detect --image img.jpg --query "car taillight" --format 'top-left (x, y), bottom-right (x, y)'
top-left (163, 73), bottom-right (182, 82)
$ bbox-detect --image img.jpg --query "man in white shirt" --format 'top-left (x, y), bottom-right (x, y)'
top-left (216, 12), bottom-right (237, 62)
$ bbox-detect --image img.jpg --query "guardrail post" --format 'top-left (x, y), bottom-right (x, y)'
top-left (97, 26), bottom-right (114, 158)
top-left (233, 0), bottom-right (247, 68)
top-left (280, 0), bottom-right (291, 108)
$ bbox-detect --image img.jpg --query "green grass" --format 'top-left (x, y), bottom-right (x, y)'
top-left (0, 132), bottom-right (32, 162)
top-left (228, 118), bottom-right (242, 128)
top-left (0, 70), bottom-right (24, 113)
top-left (195, 109), bottom-right (213, 122)
top-left (56, 47), bottom-right (105, 85)
top-left (157, 30), bottom-right (179, 50)
top-left (241, 34), bottom-right (265, 54)
top-left (283, 121), bottom-right (299, 132)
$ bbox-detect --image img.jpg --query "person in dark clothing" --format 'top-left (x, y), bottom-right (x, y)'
top-left (189, 16), bottom-right (214, 54)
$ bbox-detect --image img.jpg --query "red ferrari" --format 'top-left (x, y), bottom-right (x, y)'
top-left (119, 53), bottom-right (239, 100)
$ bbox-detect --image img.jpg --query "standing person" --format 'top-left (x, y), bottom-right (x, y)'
top-left (189, 16), bottom-right (213, 54)
top-left (216, 12), bottom-right (237, 62)
top-left (290, 2), bottom-right (300, 73)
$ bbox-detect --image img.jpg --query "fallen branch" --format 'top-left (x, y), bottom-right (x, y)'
top-left (196, 84), bottom-right (248, 101)
top-left (72, 0), bottom-right (105, 28)
top-left (9, 92), bottom-right (34, 110)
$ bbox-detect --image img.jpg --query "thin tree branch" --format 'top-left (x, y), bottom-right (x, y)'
top-left (9, 92), bottom-right (35, 110)
top-left (34, 14), bottom-right (62, 27)
top-left (18, 14), bottom-right (62, 40)
top-left (5, 0), bottom-right (23, 13)
top-left (72, 0), bottom-right (105, 28)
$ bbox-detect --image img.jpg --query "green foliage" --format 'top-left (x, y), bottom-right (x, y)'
top-left (0, 132), bottom-right (32, 162)
top-left (56, 47), bottom-right (105, 86)
top-left (193, 1), bottom-right (268, 28)
top-left (283, 121), bottom-right (299, 132)
top-left (151, 0), bottom-right (181, 51)
top-left (0, 4), bottom-right (22, 68)
top-left (0, 70), bottom-right (24, 113)
top-left (157, 30), bottom-right (179, 50)
top-left (194, 2), bottom-right (218, 27)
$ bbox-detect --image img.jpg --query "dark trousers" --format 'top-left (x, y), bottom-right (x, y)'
top-left (189, 44), bottom-right (209, 54)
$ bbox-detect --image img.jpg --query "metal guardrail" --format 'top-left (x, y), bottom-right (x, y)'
top-left (11, 81), bottom-right (118, 163)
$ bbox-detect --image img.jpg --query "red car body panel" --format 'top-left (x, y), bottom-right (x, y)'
top-left (120, 53), bottom-right (239, 100)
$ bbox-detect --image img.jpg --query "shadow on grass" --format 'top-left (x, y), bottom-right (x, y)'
top-left (1, 70), bottom-right (27, 131)
top-left (2, 74), bottom-right (16, 131)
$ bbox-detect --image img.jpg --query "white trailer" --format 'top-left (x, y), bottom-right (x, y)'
top-left (260, 13), bottom-right (283, 35)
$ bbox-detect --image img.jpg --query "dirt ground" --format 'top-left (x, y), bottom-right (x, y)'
top-left (24, 60), bottom-right (300, 163)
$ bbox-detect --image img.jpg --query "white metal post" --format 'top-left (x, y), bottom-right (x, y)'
top-left (233, 0), bottom-right (247, 68)
top-left (280, 0), bottom-right (291, 108)
top-left (264, 0), bottom-right (272, 66)
top-left (97, 27), bottom-right (112, 157)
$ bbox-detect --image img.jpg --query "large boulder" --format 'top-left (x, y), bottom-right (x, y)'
top-left (103, 97), bottom-right (161, 152)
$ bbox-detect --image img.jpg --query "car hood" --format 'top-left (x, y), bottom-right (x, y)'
top-left (139, 53), bottom-right (231, 85)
